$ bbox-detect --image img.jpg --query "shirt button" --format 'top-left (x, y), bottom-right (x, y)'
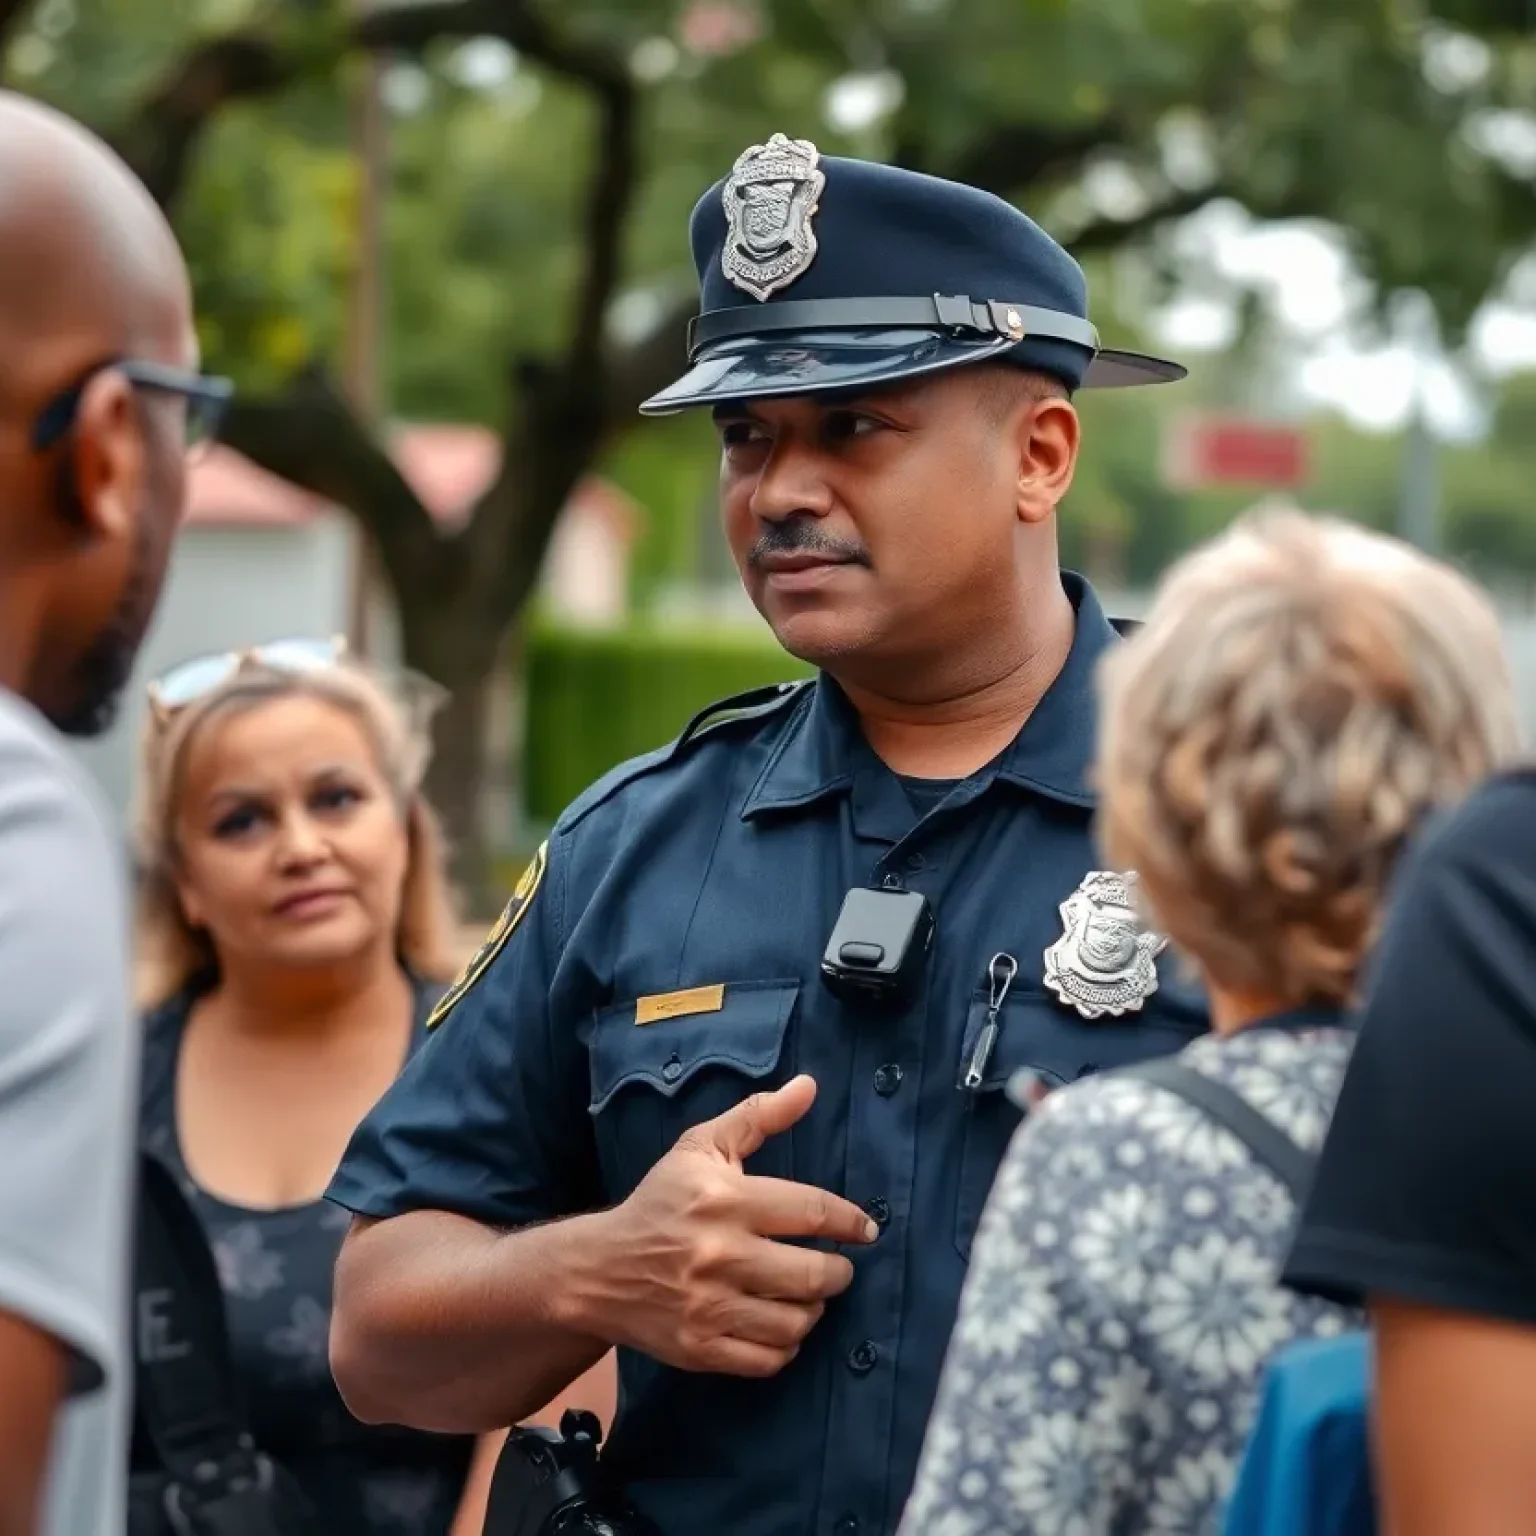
top-left (847, 1340), bottom-right (879, 1375)
top-left (904, 851), bottom-right (926, 871)
top-left (873, 1063), bottom-right (903, 1097)
top-left (834, 1519), bottom-right (860, 1536)
top-left (864, 1196), bottom-right (890, 1228)
top-left (661, 1054), bottom-right (683, 1084)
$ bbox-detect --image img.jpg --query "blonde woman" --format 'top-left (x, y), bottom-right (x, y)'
top-left (899, 513), bottom-right (1518, 1535)
top-left (129, 639), bottom-right (490, 1535)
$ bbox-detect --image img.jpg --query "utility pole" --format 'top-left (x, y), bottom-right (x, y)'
top-left (344, 4), bottom-right (388, 657)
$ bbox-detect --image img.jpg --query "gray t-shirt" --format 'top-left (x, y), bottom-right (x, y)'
top-left (0, 690), bottom-right (135, 1536)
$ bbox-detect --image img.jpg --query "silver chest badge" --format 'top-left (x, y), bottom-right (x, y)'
top-left (721, 133), bottom-right (826, 301)
top-left (1043, 871), bottom-right (1168, 1020)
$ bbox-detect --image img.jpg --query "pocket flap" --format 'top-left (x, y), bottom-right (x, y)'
top-left (589, 980), bottom-right (799, 1114)
top-left (956, 990), bottom-right (1206, 1094)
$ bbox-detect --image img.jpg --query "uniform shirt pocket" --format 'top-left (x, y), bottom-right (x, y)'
top-left (952, 988), bottom-right (1205, 1261)
top-left (587, 980), bottom-right (800, 1201)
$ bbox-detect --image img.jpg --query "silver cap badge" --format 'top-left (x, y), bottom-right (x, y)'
top-left (721, 133), bottom-right (826, 301)
top-left (1043, 871), bottom-right (1168, 1020)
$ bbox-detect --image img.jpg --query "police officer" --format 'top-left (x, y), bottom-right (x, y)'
top-left (326, 134), bottom-right (1207, 1536)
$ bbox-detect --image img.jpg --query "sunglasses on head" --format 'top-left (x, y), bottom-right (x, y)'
top-left (147, 636), bottom-right (348, 723)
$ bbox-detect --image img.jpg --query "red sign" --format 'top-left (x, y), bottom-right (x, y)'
top-left (1163, 414), bottom-right (1310, 491)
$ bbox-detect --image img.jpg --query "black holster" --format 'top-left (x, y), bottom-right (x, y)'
top-left (483, 1410), bottom-right (661, 1536)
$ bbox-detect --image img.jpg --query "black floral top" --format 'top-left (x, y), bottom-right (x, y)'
top-left (136, 981), bottom-right (475, 1534)
top-left (900, 1013), bottom-right (1364, 1535)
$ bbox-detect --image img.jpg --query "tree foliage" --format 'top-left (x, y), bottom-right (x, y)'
top-left (4, 0), bottom-right (1535, 906)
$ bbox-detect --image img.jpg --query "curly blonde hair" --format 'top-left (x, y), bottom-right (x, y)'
top-left (132, 658), bottom-right (462, 1010)
top-left (1097, 510), bottom-right (1520, 1008)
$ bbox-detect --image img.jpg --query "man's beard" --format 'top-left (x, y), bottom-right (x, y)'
top-left (53, 515), bottom-right (154, 738)
top-left (51, 442), bottom-right (168, 740)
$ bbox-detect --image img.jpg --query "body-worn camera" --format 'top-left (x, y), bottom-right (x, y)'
top-left (820, 886), bottom-right (935, 1007)
top-left (482, 1410), bottom-right (660, 1536)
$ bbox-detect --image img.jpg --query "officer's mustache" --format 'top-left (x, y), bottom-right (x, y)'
top-left (747, 520), bottom-right (872, 569)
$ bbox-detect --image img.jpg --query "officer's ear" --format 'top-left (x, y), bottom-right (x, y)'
top-left (1014, 392), bottom-right (1079, 527)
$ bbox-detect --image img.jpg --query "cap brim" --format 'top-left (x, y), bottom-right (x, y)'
top-left (640, 328), bottom-right (1186, 414)
top-left (1082, 349), bottom-right (1188, 388)
top-left (639, 327), bottom-right (1016, 416)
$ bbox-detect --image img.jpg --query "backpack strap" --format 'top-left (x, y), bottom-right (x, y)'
top-left (134, 1152), bottom-right (263, 1493)
top-left (1114, 1057), bottom-right (1315, 1201)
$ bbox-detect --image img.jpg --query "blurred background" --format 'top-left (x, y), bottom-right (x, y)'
top-left (9, 0), bottom-right (1536, 917)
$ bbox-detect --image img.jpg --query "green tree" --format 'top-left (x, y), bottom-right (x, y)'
top-left (5, 0), bottom-right (1535, 907)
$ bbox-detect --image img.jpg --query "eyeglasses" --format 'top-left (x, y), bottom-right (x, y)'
top-left (32, 358), bottom-right (235, 459)
top-left (147, 636), bottom-right (347, 722)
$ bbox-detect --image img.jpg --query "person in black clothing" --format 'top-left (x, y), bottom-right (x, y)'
top-left (1285, 767), bottom-right (1536, 1533)
top-left (128, 641), bottom-right (488, 1534)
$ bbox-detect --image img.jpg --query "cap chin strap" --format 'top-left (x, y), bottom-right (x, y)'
top-left (688, 294), bottom-right (1102, 360)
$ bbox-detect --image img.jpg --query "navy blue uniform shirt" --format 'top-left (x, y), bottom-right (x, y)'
top-left (328, 573), bottom-right (1209, 1536)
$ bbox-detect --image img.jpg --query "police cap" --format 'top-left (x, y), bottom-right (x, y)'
top-left (640, 133), bottom-right (1186, 417)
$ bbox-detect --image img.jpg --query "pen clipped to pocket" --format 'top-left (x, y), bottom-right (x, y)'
top-left (962, 952), bottom-right (1018, 1092)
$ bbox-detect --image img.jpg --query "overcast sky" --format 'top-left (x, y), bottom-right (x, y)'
top-left (1152, 203), bottom-right (1536, 440)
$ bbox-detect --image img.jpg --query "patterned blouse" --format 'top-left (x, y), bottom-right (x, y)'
top-left (134, 981), bottom-right (476, 1534)
top-left (900, 1012), bottom-right (1363, 1536)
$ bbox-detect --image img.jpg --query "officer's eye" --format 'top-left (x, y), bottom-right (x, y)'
top-left (823, 411), bottom-right (881, 443)
top-left (719, 420), bottom-right (768, 450)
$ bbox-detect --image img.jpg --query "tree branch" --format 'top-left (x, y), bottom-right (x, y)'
top-left (364, 0), bottom-right (637, 385)
top-left (358, 0), bottom-right (627, 90)
top-left (394, 0), bottom-right (640, 603)
top-left (1065, 185), bottom-right (1233, 253)
top-left (120, 0), bottom-right (636, 216)
top-left (897, 118), bottom-right (1130, 198)
top-left (564, 78), bottom-right (637, 382)
top-left (114, 31), bottom-right (298, 210)
top-left (1061, 177), bottom-right (1320, 254)
top-left (130, 0), bottom-right (648, 648)
top-left (218, 365), bottom-right (445, 592)
top-left (602, 295), bottom-right (696, 424)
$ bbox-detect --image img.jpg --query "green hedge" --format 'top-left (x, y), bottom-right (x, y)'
top-left (521, 619), bottom-right (814, 824)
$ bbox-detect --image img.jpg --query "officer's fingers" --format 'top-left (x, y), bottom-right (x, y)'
top-left (740, 1175), bottom-right (879, 1246)
top-left (691, 1336), bottom-right (800, 1380)
top-left (697, 1296), bottom-right (824, 1352)
top-left (691, 1076), bottom-right (818, 1164)
top-left (726, 1234), bottom-right (857, 1303)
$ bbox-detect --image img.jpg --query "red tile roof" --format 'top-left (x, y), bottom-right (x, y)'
top-left (186, 423), bottom-right (502, 529)
top-left (184, 448), bottom-right (327, 527)
top-left (185, 425), bottom-right (639, 541)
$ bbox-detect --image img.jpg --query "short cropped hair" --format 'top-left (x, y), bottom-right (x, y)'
top-left (1097, 510), bottom-right (1520, 1007)
top-left (973, 363), bottom-right (1069, 422)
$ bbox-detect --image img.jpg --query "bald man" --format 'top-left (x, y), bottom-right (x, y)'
top-left (0, 92), bottom-right (226, 1536)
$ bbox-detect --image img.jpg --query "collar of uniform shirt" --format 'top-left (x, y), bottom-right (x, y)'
top-left (739, 570), bottom-right (1116, 821)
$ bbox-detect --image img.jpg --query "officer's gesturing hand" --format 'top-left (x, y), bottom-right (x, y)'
top-left (600, 1075), bottom-right (877, 1378)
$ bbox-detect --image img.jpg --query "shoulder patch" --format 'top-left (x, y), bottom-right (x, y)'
top-left (558, 680), bottom-right (811, 831)
top-left (427, 841), bottom-right (547, 1030)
